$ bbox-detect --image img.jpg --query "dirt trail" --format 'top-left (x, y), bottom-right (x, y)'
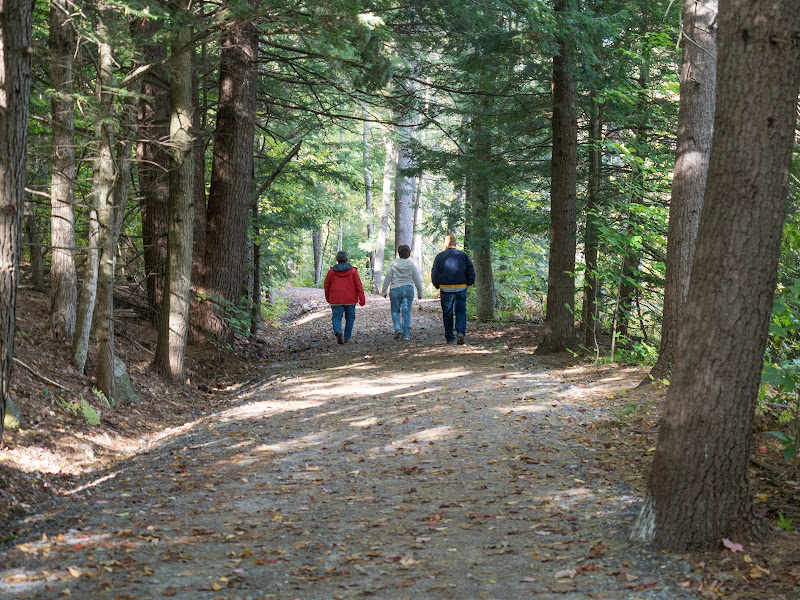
top-left (1, 289), bottom-right (698, 599)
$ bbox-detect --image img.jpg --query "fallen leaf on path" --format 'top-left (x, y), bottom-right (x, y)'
top-left (554, 568), bottom-right (577, 580)
top-left (722, 538), bottom-right (743, 553)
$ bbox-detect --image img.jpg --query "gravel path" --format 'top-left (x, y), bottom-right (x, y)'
top-left (0, 288), bottom-right (699, 599)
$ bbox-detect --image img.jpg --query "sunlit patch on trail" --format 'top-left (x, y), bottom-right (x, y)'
top-left (393, 386), bottom-right (443, 399)
top-left (64, 470), bottom-right (121, 496)
top-left (347, 416), bottom-right (379, 428)
top-left (292, 310), bottom-right (328, 326)
top-left (379, 425), bottom-right (456, 453)
top-left (220, 399), bottom-right (326, 420)
top-left (254, 432), bottom-right (328, 453)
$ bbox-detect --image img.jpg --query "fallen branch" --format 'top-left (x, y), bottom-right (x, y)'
top-left (12, 357), bottom-right (71, 392)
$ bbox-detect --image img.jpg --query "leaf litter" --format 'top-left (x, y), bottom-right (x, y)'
top-left (1, 288), bottom-right (799, 599)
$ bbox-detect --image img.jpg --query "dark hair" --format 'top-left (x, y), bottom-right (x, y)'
top-left (336, 250), bottom-right (349, 263)
top-left (398, 245), bottom-right (411, 259)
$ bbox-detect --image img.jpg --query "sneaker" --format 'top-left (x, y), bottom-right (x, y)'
top-left (336, 332), bottom-right (343, 344)
top-left (394, 330), bottom-right (402, 339)
top-left (403, 337), bottom-right (410, 341)
top-left (457, 334), bottom-right (465, 345)
top-left (344, 338), bottom-right (350, 343)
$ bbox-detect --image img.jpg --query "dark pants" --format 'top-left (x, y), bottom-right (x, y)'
top-left (440, 289), bottom-right (467, 342)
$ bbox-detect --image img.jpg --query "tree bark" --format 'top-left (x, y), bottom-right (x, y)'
top-left (411, 179), bottom-right (423, 273)
top-left (49, 0), bottom-right (77, 342)
top-left (23, 202), bottom-right (43, 288)
top-left (394, 117), bottom-right (416, 249)
top-left (537, 0), bottom-right (577, 354)
top-left (312, 229), bottom-right (323, 286)
top-left (153, 17), bottom-right (195, 383)
top-left (363, 107), bottom-right (374, 278)
top-left (0, 0), bottom-right (34, 441)
top-left (193, 20), bottom-right (258, 341)
top-left (631, 0), bottom-right (800, 551)
top-left (648, 0), bottom-right (717, 381)
top-left (471, 123), bottom-right (494, 322)
top-left (137, 38), bottom-right (170, 323)
top-left (91, 10), bottom-right (120, 400)
top-left (582, 96), bottom-right (601, 348)
top-left (373, 133), bottom-right (394, 294)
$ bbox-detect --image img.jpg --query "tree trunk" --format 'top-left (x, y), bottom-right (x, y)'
top-left (471, 124), bottom-right (494, 322)
top-left (394, 120), bottom-right (416, 249)
top-left (537, 0), bottom-right (578, 354)
top-left (250, 194), bottom-right (261, 335)
top-left (49, 0), bottom-right (77, 342)
top-left (363, 107), bottom-right (374, 278)
top-left (411, 179), bottom-right (423, 273)
top-left (373, 134), bottom-right (394, 293)
top-left (312, 229), bottom-right (323, 286)
top-left (189, 44), bottom-right (207, 342)
top-left (0, 0), bottom-right (34, 441)
top-left (193, 20), bottom-right (258, 341)
top-left (582, 96), bottom-right (601, 348)
top-left (91, 11), bottom-right (120, 400)
top-left (23, 202), bottom-right (43, 288)
top-left (631, 0), bottom-right (800, 551)
top-left (153, 20), bottom-right (195, 383)
top-left (648, 0), bottom-right (717, 381)
top-left (137, 38), bottom-right (170, 323)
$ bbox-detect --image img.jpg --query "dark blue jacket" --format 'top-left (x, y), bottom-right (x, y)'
top-left (431, 248), bottom-right (476, 290)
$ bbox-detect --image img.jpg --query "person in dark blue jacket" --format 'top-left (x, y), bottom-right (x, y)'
top-left (430, 234), bottom-right (475, 344)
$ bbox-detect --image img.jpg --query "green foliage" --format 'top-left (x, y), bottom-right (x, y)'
top-left (777, 511), bottom-right (793, 532)
top-left (59, 396), bottom-right (101, 426)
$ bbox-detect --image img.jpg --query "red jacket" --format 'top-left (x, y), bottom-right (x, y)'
top-left (324, 263), bottom-right (366, 306)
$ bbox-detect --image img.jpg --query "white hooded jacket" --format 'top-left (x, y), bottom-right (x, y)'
top-left (381, 258), bottom-right (423, 297)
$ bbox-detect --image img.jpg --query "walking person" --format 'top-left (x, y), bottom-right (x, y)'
top-left (324, 250), bottom-right (366, 344)
top-left (381, 245), bottom-right (423, 340)
top-left (431, 234), bottom-right (475, 344)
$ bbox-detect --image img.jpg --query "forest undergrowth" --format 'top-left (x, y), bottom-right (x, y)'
top-left (0, 287), bottom-right (799, 599)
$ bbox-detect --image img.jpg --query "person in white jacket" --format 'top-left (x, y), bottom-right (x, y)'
top-left (381, 245), bottom-right (423, 340)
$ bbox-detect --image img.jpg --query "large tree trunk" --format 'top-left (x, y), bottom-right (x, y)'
top-left (394, 119), bottom-right (416, 249)
top-left (631, 0), bottom-right (800, 551)
top-left (582, 96), bottom-right (601, 348)
top-left (373, 133), bottom-right (394, 294)
top-left (648, 0), bottom-right (717, 381)
top-left (137, 39), bottom-right (170, 323)
top-left (153, 21), bottom-right (194, 383)
top-left (537, 0), bottom-right (578, 354)
top-left (0, 0), bottom-right (34, 441)
top-left (189, 44), bottom-right (207, 343)
top-left (411, 179), bottom-right (423, 273)
top-left (49, 0), bottom-right (77, 342)
top-left (193, 20), bottom-right (258, 341)
top-left (91, 11), bottom-right (120, 400)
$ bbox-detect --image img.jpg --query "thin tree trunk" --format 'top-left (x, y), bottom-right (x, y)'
top-left (537, 0), bottom-right (578, 354)
top-left (411, 179), bottom-right (423, 273)
top-left (631, 0), bottom-right (800, 551)
top-left (153, 18), bottom-right (195, 383)
top-left (0, 0), bottom-right (34, 440)
top-left (373, 134), bottom-right (394, 294)
top-left (312, 229), bottom-right (323, 286)
top-left (583, 96), bottom-right (601, 348)
top-left (49, 0), bottom-right (77, 341)
top-left (23, 203), bottom-right (43, 288)
top-left (363, 107), bottom-right (374, 278)
top-left (250, 196), bottom-right (261, 335)
top-left (648, 0), bottom-right (717, 381)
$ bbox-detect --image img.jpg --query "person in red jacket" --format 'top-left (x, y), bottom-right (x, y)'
top-left (324, 250), bottom-right (366, 344)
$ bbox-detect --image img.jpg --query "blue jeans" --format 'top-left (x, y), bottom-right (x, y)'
top-left (390, 285), bottom-right (415, 339)
top-left (331, 304), bottom-right (356, 340)
top-left (440, 289), bottom-right (467, 342)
